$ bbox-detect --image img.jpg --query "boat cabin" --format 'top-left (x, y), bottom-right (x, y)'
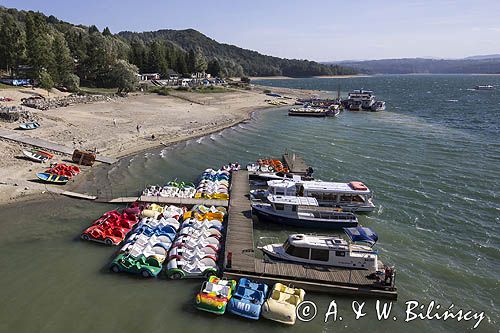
top-left (280, 229), bottom-right (378, 270)
top-left (267, 195), bottom-right (318, 213)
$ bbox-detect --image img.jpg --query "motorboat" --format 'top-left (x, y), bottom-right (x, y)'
top-left (252, 195), bottom-right (358, 230)
top-left (371, 101), bottom-right (386, 112)
top-left (261, 227), bottom-right (379, 271)
top-left (474, 85), bottom-right (494, 90)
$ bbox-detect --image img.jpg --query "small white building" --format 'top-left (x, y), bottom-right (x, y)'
top-left (139, 73), bottom-right (161, 81)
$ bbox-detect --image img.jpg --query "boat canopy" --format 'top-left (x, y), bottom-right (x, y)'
top-left (268, 195), bottom-right (318, 207)
top-left (343, 227), bottom-right (378, 246)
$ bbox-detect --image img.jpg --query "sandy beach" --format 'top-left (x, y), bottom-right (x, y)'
top-left (0, 85), bottom-right (316, 205)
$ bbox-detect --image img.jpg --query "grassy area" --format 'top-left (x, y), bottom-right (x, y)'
top-left (0, 83), bottom-right (20, 89)
top-left (149, 86), bottom-right (171, 96)
top-left (191, 86), bottom-right (230, 93)
top-left (79, 86), bottom-right (118, 94)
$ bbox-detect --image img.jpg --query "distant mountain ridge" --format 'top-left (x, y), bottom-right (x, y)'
top-left (324, 56), bottom-right (500, 74)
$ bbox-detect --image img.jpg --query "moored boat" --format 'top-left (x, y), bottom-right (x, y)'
top-left (371, 101), bottom-right (386, 111)
top-left (263, 179), bottom-right (375, 212)
top-left (261, 227), bottom-right (379, 271)
top-left (288, 107), bottom-right (327, 117)
top-left (252, 195), bottom-right (358, 229)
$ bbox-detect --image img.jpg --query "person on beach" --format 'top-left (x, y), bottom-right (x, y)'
top-left (136, 124), bottom-right (141, 133)
top-left (113, 118), bottom-right (117, 127)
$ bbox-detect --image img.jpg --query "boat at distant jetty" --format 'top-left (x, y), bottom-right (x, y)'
top-left (371, 101), bottom-right (386, 111)
top-left (474, 85), bottom-right (494, 90)
top-left (261, 227), bottom-right (379, 270)
top-left (252, 194), bottom-right (358, 230)
top-left (344, 89), bottom-right (385, 111)
top-left (288, 107), bottom-right (327, 117)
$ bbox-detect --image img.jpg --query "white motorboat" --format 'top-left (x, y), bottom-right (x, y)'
top-left (252, 195), bottom-right (358, 230)
top-left (261, 227), bottom-right (379, 271)
top-left (474, 85), bottom-right (494, 90)
top-left (371, 101), bottom-right (386, 112)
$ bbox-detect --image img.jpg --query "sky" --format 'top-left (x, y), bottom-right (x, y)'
top-left (1, 0), bottom-right (500, 62)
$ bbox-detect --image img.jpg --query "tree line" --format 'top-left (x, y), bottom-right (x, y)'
top-left (0, 7), bottom-right (356, 93)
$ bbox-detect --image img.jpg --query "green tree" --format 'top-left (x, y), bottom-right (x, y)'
top-left (50, 33), bottom-right (74, 85)
top-left (194, 50), bottom-right (207, 73)
top-left (187, 49), bottom-right (196, 73)
top-left (207, 59), bottom-right (221, 77)
top-left (39, 69), bottom-right (54, 95)
top-left (88, 25), bottom-right (99, 34)
top-left (110, 59), bottom-right (138, 94)
top-left (62, 73), bottom-right (80, 92)
top-left (0, 15), bottom-right (25, 75)
top-left (25, 12), bottom-right (54, 77)
top-left (176, 54), bottom-right (188, 75)
top-left (147, 41), bottom-right (168, 77)
top-left (102, 27), bottom-right (112, 37)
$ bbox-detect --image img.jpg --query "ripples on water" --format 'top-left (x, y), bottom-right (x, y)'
top-left (0, 75), bottom-right (498, 332)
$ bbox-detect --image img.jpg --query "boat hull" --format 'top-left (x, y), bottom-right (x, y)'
top-left (252, 205), bottom-right (358, 230)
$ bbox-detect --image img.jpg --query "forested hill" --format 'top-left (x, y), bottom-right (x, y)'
top-left (0, 6), bottom-right (356, 92)
top-left (118, 29), bottom-right (356, 77)
top-left (327, 58), bottom-right (500, 74)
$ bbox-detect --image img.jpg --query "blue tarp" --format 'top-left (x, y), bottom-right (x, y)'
top-left (344, 227), bottom-right (378, 246)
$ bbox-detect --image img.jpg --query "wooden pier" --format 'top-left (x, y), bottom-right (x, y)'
top-left (98, 195), bottom-right (228, 207)
top-left (282, 151), bottom-right (309, 175)
top-left (223, 170), bottom-right (398, 300)
top-left (0, 128), bottom-right (117, 164)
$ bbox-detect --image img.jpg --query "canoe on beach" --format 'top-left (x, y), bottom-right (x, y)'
top-left (18, 122), bottom-right (40, 130)
top-left (36, 172), bottom-right (69, 184)
top-left (22, 150), bottom-right (51, 163)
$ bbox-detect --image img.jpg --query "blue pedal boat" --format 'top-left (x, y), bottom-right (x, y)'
top-left (228, 278), bottom-right (269, 320)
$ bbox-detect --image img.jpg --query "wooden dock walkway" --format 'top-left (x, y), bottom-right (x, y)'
top-left (223, 169), bottom-right (398, 300)
top-left (282, 152), bottom-right (309, 175)
top-left (224, 170), bottom-right (255, 272)
top-left (0, 128), bottom-right (117, 164)
top-left (99, 195), bottom-right (228, 207)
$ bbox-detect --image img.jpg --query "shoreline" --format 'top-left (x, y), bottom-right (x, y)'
top-left (249, 74), bottom-right (370, 80)
top-left (0, 85), bottom-right (309, 206)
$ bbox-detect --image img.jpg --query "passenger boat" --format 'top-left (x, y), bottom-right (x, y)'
top-left (288, 107), bottom-right (327, 117)
top-left (252, 195), bottom-right (358, 230)
top-left (262, 179), bottom-right (375, 212)
top-left (346, 89), bottom-right (375, 110)
top-left (261, 227), bottom-right (379, 271)
top-left (18, 121), bottom-right (40, 130)
top-left (22, 150), bottom-right (51, 163)
top-left (36, 172), bottom-right (69, 184)
top-left (371, 101), bottom-right (386, 112)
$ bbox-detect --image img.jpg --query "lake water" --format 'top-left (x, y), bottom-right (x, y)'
top-left (0, 75), bottom-right (498, 333)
